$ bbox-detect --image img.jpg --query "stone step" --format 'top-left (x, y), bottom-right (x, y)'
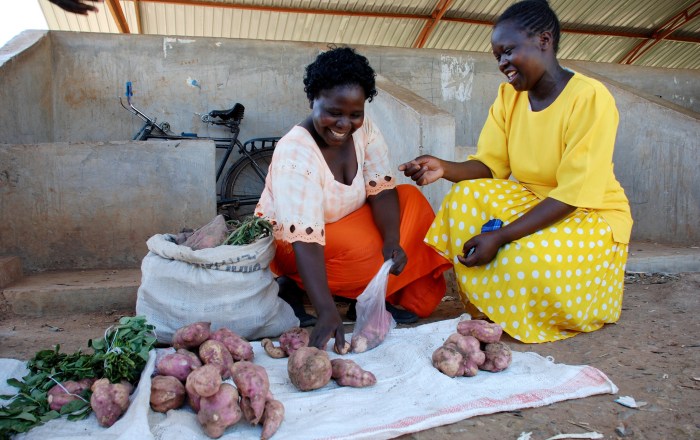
top-left (2, 268), bottom-right (140, 317)
top-left (1, 242), bottom-right (698, 318)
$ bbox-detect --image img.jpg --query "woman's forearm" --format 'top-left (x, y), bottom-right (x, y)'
top-left (292, 242), bottom-right (336, 313)
top-left (496, 197), bottom-right (577, 244)
top-left (442, 159), bottom-right (493, 183)
top-left (367, 188), bottom-right (400, 245)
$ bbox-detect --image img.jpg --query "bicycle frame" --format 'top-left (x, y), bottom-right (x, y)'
top-left (119, 82), bottom-right (278, 217)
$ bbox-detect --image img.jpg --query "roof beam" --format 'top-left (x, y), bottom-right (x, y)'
top-left (106, 0), bottom-right (131, 33)
top-left (413, 0), bottom-right (455, 48)
top-left (619, 0), bottom-right (700, 64)
top-left (136, 0), bottom-right (700, 45)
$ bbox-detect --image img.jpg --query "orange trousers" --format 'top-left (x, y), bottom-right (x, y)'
top-left (271, 185), bottom-right (452, 318)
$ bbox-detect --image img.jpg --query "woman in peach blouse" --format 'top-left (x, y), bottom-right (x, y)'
top-left (255, 47), bottom-right (451, 351)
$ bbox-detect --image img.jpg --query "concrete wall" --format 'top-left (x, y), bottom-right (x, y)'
top-left (0, 31), bottom-right (698, 273)
top-left (0, 32), bottom-right (54, 144)
top-left (0, 141), bottom-right (216, 272)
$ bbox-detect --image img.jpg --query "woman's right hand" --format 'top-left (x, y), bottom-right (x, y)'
top-left (398, 155), bottom-right (444, 186)
top-left (309, 306), bottom-right (346, 352)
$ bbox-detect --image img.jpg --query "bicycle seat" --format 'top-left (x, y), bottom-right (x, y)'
top-left (209, 103), bottom-right (245, 122)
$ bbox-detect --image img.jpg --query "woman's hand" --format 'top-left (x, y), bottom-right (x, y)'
top-left (309, 306), bottom-right (346, 352)
top-left (48, 0), bottom-right (102, 14)
top-left (398, 155), bottom-right (444, 186)
top-left (382, 243), bottom-right (407, 275)
top-left (457, 231), bottom-right (505, 267)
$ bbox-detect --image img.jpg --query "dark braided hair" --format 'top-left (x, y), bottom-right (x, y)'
top-left (303, 46), bottom-right (378, 104)
top-left (496, 0), bottom-right (561, 53)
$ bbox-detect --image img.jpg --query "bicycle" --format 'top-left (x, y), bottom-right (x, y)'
top-left (119, 82), bottom-right (278, 220)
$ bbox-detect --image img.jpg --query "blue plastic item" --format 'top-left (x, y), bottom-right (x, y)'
top-left (466, 218), bottom-right (503, 257)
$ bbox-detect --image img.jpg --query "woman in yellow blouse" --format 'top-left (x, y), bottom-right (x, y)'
top-left (400, 0), bottom-right (632, 343)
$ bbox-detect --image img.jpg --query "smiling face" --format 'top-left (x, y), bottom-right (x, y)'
top-left (310, 84), bottom-right (366, 148)
top-left (491, 19), bottom-right (547, 92)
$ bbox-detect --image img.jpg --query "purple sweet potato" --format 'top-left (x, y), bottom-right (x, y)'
top-left (150, 375), bottom-right (186, 413)
top-left (287, 346), bottom-right (332, 391)
top-left (172, 322), bottom-right (212, 350)
top-left (197, 383), bottom-right (242, 438)
top-left (230, 361), bottom-right (270, 425)
top-left (330, 359), bottom-right (376, 387)
top-left (279, 327), bottom-right (310, 355)
top-left (432, 346), bottom-right (466, 378)
top-left (156, 350), bottom-right (202, 382)
top-left (209, 327), bottom-right (254, 361)
top-left (199, 339), bottom-right (234, 379)
top-left (90, 378), bottom-right (133, 427)
top-left (260, 399), bottom-right (285, 440)
top-left (480, 342), bottom-right (512, 372)
top-left (443, 333), bottom-right (486, 376)
top-left (186, 364), bottom-right (223, 399)
top-left (260, 339), bottom-right (286, 359)
top-left (47, 378), bottom-right (95, 412)
top-left (261, 327), bottom-right (310, 359)
top-left (456, 319), bottom-right (503, 343)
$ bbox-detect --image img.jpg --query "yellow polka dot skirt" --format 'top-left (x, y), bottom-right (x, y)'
top-left (426, 179), bottom-right (629, 343)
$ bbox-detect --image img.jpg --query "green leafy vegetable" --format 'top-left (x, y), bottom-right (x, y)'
top-left (223, 216), bottom-right (273, 246)
top-left (0, 316), bottom-right (156, 439)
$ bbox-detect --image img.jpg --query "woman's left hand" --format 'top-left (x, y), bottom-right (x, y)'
top-left (383, 244), bottom-right (407, 275)
top-left (457, 232), bottom-right (503, 267)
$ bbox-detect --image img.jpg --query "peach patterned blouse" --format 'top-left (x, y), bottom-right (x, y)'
top-left (255, 117), bottom-right (396, 245)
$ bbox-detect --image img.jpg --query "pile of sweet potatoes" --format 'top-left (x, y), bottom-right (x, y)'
top-left (432, 319), bottom-right (512, 378)
top-left (150, 322), bottom-right (284, 439)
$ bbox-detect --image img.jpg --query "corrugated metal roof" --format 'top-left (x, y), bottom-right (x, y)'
top-left (37, 0), bottom-right (700, 70)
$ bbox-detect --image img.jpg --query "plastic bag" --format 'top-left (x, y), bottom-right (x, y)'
top-left (182, 214), bottom-right (228, 250)
top-left (350, 260), bottom-right (397, 353)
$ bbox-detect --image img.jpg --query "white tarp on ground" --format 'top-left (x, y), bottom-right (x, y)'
top-left (2, 316), bottom-right (618, 440)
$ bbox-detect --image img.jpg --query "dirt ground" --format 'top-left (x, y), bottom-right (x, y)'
top-left (1, 272), bottom-right (699, 440)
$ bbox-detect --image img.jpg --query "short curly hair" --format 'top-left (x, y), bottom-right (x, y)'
top-left (303, 46), bottom-right (378, 103)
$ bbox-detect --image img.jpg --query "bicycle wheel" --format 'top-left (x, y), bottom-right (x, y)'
top-left (221, 147), bottom-right (274, 220)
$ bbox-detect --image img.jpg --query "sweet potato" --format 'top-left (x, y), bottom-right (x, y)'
top-left (150, 375), bottom-right (186, 413)
top-left (261, 327), bottom-right (310, 358)
top-left (186, 364), bottom-right (223, 399)
top-left (197, 383), bottom-right (242, 438)
top-left (279, 327), bottom-right (310, 355)
top-left (199, 339), bottom-right (234, 379)
top-left (172, 322), bottom-right (212, 350)
top-left (47, 378), bottom-right (95, 412)
top-left (287, 346), bottom-right (332, 391)
top-left (480, 342), bottom-right (512, 372)
top-left (456, 319), bottom-right (503, 343)
top-left (333, 341), bottom-right (351, 355)
top-left (230, 361), bottom-right (270, 424)
top-left (330, 359), bottom-right (376, 387)
top-left (156, 350), bottom-right (202, 382)
top-left (443, 333), bottom-right (485, 377)
top-left (260, 338), bottom-right (286, 359)
top-left (90, 378), bottom-right (133, 427)
top-left (260, 399), bottom-right (285, 440)
top-left (432, 346), bottom-right (466, 378)
top-left (209, 327), bottom-right (254, 361)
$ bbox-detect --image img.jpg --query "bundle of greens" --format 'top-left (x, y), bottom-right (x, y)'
top-left (0, 316), bottom-right (156, 438)
top-left (223, 216), bottom-right (273, 246)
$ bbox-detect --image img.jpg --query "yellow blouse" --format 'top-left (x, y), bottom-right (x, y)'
top-left (469, 72), bottom-right (633, 244)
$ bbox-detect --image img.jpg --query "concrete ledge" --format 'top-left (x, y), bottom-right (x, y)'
top-left (3, 268), bottom-right (140, 317)
top-left (0, 256), bottom-right (23, 289)
top-left (626, 242), bottom-right (700, 274)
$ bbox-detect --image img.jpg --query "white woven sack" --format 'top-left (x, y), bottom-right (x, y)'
top-left (136, 234), bottom-right (299, 343)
